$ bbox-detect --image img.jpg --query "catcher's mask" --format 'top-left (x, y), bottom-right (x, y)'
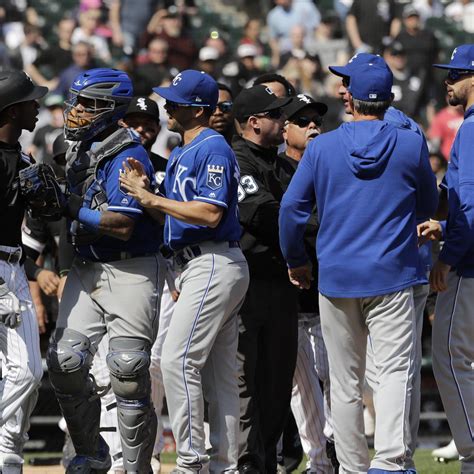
top-left (64, 68), bottom-right (133, 142)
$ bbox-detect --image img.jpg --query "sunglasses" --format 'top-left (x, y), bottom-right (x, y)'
top-left (447, 69), bottom-right (473, 81)
top-left (291, 115), bottom-right (323, 128)
top-left (254, 108), bottom-right (284, 120)
top-left (342, 77), bottom-right (350, 87)
top-left (216, 101), bottom-right (233, 113)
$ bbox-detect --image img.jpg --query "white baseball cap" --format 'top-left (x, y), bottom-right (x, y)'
top-left (199, 46), bottom-right (220, 62)
top-left (237, 43), bottom-right (258, 59)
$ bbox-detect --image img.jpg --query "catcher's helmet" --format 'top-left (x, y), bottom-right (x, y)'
top-left (64, 68), bottom-right (133, 141)
top-left (0, 70), bottom-right (48, 113)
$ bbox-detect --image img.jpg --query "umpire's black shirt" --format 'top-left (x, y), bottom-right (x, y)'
top-left (0, 142), bottom-right (30, 246)
top-left (232, 135), bottom-right (288, 279)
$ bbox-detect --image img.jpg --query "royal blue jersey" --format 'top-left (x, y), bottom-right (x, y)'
top-left (75, 139), bottom-right (161, 260)
top-left (439, 106), bottom-right (474, 277)
top-left (162, 128), bottom-right (242, 250)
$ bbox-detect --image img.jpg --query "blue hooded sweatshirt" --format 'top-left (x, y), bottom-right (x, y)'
top-left (279, 119), bottom-right (438, 298)
top-left (385, 106), bottom-right (432, 274)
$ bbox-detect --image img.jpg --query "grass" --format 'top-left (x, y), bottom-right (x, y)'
top-left (25, 449), bottom-right (460, 473)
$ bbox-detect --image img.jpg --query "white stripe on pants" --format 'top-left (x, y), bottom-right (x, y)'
top-left (0, 253), bottom-right (43, 454)
top-left (291, 317), bottom-right (332, 473)
top-left (432, 272), bottom-right (474, 473)
top-left (319, 289), bottom-right (416, 473)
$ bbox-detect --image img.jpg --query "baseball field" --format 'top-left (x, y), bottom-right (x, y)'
top-left (22, 451), bottom-right (460, 473)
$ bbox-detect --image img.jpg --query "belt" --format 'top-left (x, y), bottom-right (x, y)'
top-left (0, 248), bottom-right (22, 264)
top-left (174, 241), bottom-right (240, 267)
top-left (80, 251), bottom-right (157, 264)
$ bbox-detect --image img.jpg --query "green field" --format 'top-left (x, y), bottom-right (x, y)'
top-left (26, 450), bottom-right (460, 473)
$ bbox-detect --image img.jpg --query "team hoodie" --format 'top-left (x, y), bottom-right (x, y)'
top-left (279, 119), bottom-right (438, 298)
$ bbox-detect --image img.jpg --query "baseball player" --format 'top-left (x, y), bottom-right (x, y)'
top-left (119, 69), bottom-right (249, 473)
top-left (46, 68), bottom-right (164, 474)
top-left (0, 70), bottom-right (51, 473)
top-left (418, 44), bottom-right (474, 473)
top-left (275, 93), bottom-right (333, 474)
top-left (279, 61), bottom-right (438, 472)
top-left (329, 52), bottom-right (434, 469)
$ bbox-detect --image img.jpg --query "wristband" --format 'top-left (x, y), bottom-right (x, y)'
top-left (78, 208), bottom-right (101, 231)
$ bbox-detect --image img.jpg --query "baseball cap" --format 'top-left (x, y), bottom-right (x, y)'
top-left (329, 53), bottom-right (388, 78)
top-left (233, 85), bottom-right (291, 121)
top-left (383, 40), bottom-right (406, 56)
top-left (199, 46), bottom-right (220, 62)
top-left (402, 5), bottom-right (420, 18)
top-left (0, 70), bottom-right (48, 113)
top-left (283, 93), bottom-right (328, 119)
top-left (44, 93), bottom-right (64, 108)
top-left (347, 63), bottom-right (393, 101)
top-left (125, 96), bottom-right (160, 123)
top-left (433, 44), bottom-right (474, 71)
top-left (237, 44), bottom-right (258, 59)
top-left (153, 70), bottom-right (219, 108)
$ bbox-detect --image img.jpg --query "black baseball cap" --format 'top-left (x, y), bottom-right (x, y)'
top-left (283, 94), bottom-right (328, 119)
top-left (233, 85), bottom-right (291, 121)
top-left (0, 70), bottom-right (48, 113)
top-left (125, 96), bottom-right (160, 123)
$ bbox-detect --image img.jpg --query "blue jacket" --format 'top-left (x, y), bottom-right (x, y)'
top-left (279, 119), bottom-right (438, 298)
top-left (439, 106), bottom-right (474, 277)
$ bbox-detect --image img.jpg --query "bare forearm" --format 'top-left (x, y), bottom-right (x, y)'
top-left (346, 15), bottom-right (362, 49)
top-left (146, 194), bottom-right (222, 228)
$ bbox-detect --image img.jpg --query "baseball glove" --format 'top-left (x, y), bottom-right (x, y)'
top-left (19, 163), bottom-right (66, 221)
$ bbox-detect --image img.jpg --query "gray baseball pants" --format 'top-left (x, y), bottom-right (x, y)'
top-left (161, 243), bottom-right (249, 473)
top-left (432, 272), bottom-right (474, 473)
top-left (365, 282), bottom-right (429, 469)
top-left (319, 288), bottom-right (416, 473)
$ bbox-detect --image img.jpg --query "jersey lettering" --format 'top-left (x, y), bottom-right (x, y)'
top-left (172, 164), bottom-right (197, 202)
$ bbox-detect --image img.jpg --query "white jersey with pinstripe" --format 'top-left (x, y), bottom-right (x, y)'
top-left (0, 247), bottom-right (43, 453)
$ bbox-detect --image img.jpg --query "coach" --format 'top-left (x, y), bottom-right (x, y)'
top-left (279, 62), bottom-right (438, 472)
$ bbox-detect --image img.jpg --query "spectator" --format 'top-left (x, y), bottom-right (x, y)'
top-left (223, 44), bottom-right (260, 96)
top-left (445, 0), bottom-right (474, 34)
top-left (267, 0), bottom-right (321, 67)
top-left (412, 0), bottom-right (444, 25)
top-left (383, 40), bottom-right (426, 120)
top-left (147, 6), bottom-right (197, 71)
top-left (196, 46), bottom-right (220, 79)
top-left (54, 41), bottom-right (96, 98)
top-left (109, 0), bottom-right (159, 56)
top-left (308, 12), bottom-right (349, 71)
top-left (428, 98), bottom-right (464, 161)
top-left (345, 0), bottom-right (399, 54)
top-left (209, 82), bottom-right (235, 143)
top-left (71, 8), bottom-right (111, 64)
top-left (26, 16), bottom-right (76, 90)
top-left (27, 93), bottom-right (64, 165)
top-left (132, 38), bottom-right (171, 96)
top-left (395, 5), bottom-right (439, 78)
top-left (240, 19), bottom-right (266, 57)
top-left (10, 22), bottom-right (44, 70)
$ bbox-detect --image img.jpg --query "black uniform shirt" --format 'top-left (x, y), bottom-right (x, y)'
top-left (0, 141), bottom-right (31, 247)
top-left (232, 135), bottom-right (287, 278)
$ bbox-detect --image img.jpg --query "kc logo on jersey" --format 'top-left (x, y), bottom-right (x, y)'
top-left (207, 164), bottom-right (224, 190)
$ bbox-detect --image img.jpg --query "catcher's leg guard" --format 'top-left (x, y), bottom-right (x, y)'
top-left (107, 337), bottom-right (157, 474)
top-left (47, 329), bottom-right (104, 458)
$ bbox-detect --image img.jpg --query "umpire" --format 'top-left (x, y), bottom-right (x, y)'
top-left (231, 85), bottom-right (298, 474)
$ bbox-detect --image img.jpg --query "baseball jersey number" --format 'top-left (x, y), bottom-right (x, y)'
top-left (238, 175), bottom-right (259, 202)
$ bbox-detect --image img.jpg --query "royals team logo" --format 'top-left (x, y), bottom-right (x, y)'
top-left (207, 164), bottom-right (224, 190)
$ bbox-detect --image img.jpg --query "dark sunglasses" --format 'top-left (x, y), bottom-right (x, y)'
top-left (216, 101), bottom-right (233, 113)
top-left (254, 108), bottom-right (284, 119)
top-left (447, 69), bottom-right (474, 81)
top-left (342, 77), bottom-right (350, 87)
top-left (291, 115), bottom-right (323, 128)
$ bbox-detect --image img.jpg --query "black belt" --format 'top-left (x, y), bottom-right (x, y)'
top-left (0, 248), bottom-right (22, 264)
top-left (80, 251), bottom-right (157, 263)
top-left (174, 241), bottom-right (240, 267)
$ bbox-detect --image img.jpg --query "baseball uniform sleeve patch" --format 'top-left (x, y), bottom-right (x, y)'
top-left (206, 164), bottom-right (224, 190)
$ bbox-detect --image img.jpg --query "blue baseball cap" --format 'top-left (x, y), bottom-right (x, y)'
top-left (153, 70), bottom-right (219, 109)
top-left (347, 63), bottom-right (393, 101)
top-left (433, 44), bottom-right (474, 71)
top-left (328, 53), bottom-right (388, 78)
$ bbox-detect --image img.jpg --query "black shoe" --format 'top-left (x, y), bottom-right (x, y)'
top-left (326, 440), bottom-right (340, 473)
